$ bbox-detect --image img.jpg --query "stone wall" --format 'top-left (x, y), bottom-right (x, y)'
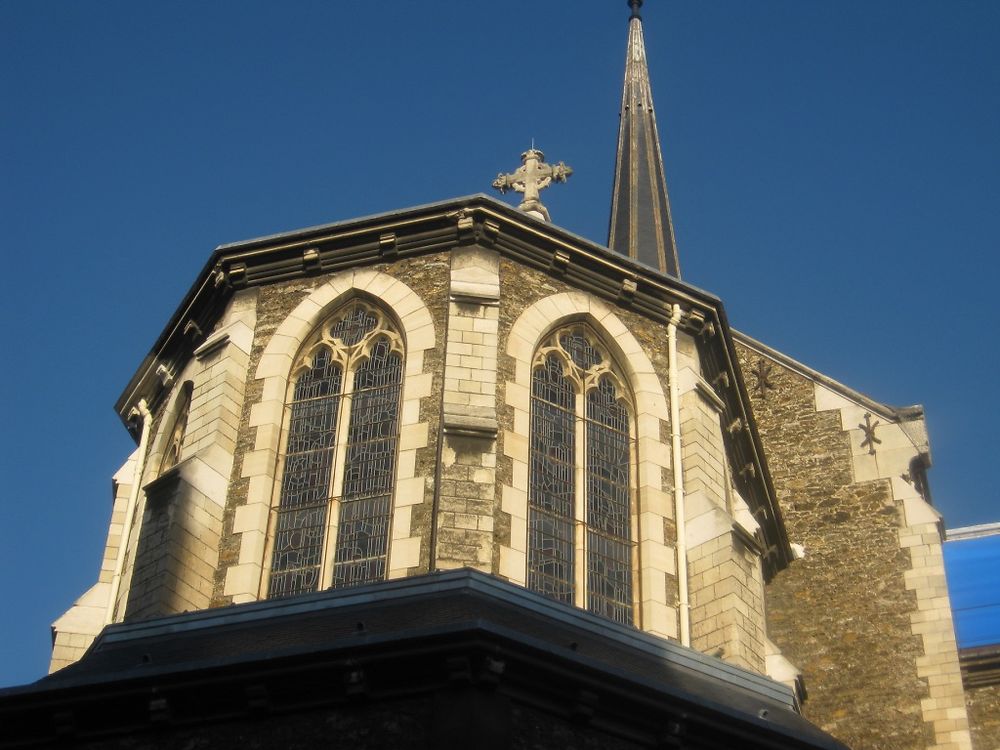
top-left (52, 291), bottom-right (257, 663)
top-left (966, 684), bottom-right (1000, 749)
top-left (736, 338), bottom-right (972, 749)
top-left (49, 453), bottom-right (136, 671)
top-left (124, 465), bottom-right (222, 619)
top-left (688, 532), bottom-right (766, 673)
top-left (117, 291), bottom-right (256, 619)
top-left (435, 246), bottom-right (502, 571)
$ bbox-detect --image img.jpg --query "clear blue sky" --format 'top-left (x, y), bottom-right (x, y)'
top-left (1, 1), bottom-right (997, 688)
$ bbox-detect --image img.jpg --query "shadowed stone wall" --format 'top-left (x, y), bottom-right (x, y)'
top-left (125, 466), bottom-right (222, 619)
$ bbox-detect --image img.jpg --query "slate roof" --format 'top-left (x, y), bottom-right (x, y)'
top-left (608, 0), bottom-right (682, 277)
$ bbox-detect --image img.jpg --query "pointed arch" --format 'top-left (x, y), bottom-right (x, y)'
top-left (527, 323), bottom-right (636, 623)
top-left (224, 269), bottom-right (436, 604)
top-left (267, 299), bottom-right (404, 597)
top-left (147, 380), bottom-right (195, 477)
top-left (501, 293), bottom-right (677, 636)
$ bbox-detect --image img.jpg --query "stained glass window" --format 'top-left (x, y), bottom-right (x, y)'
top-left (528, 328), bottom-right (635, 624)
top-left (268, 302), bottom-right (403, 599)
top-left (528, 354), bottom-right (576, 603)
top-left (333, 337), bottom-right (402, 587)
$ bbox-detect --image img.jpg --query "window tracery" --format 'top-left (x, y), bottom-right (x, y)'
top-left (267, 301), bottom-right (403, 598)
top-left (528, 326), bottom-right (636, 624)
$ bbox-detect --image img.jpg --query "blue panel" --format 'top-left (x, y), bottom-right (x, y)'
top-left (944, 534), bottom-right (1000, 648)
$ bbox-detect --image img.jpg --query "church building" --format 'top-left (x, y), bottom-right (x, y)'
top-left (0, 3), bottom-right (983, 749)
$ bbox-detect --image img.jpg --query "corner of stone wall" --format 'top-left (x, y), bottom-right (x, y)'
top-left (435, 246), bottom-right (501, 572)
top-left (815, 385), bottom-right (972, 749)
top-left (734, 336), bottom-right (972, 749)
top-left (679, 364), bottom-right (767, 674)
top-left (120, 291), bottom-right (255, 618)
top-left (49, 449), bottom-right (138, 672)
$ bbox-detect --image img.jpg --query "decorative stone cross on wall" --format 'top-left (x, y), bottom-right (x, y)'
top-left (859, 412), bottom-right (882, 455)
top-left (752, 359), bottom-right (776, 400)
top-left (492, 148), bottom-right (573, 222)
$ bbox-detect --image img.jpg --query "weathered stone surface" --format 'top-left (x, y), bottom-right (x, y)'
top-left (967, 683), bottom-right (1000, 750)
top-left (211, 255), bottom-right (449, 606)
top-left (126, 470), bottom-right (221, 619)
top-left (496, 259), bottom-right (691, 639)
top-left (737, 343), bottom-right (932, 749)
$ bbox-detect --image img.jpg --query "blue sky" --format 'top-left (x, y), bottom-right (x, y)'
top-left (1, 1), bottom-right (997, 687)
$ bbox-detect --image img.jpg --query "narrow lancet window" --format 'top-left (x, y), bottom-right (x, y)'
top-left (585, 376), bottom-right (633, 623)
top-left (528, 327), bottom-right (636, 624)
top-left (333, 336), bottom-right (402, 586)
top-left (528, 353), bottom-right (577, 603)
top-left (269, 348), bottom-right (343, 598)
top-left (267, 301), bottom-right (403, 599)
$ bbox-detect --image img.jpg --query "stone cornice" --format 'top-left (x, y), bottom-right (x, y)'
top-left (114, 194), bottom-right (792, 575)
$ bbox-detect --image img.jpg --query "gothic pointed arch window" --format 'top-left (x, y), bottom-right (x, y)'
top-left (158, 381), bottom-right (193, 475)
top-left (267, 300), bottom-right (404, 598)
top-left (529, 325), bottom-right (637, 624)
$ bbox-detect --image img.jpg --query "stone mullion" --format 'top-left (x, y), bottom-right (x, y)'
top-left (319, 357), bottom-right (354, 590)
top-left (573, 388), bottom-right (587, 609)
top-left (628, 426), bottom-right (641, 627)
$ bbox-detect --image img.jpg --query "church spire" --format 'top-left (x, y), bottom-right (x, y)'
top-left (608, 0), bottom-right (681, 277)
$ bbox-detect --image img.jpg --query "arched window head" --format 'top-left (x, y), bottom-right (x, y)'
top-left (159, 382), bottom-right (193, 475)
top-left (267, 301), bottom-right (404, 598)
top-left (529, 326), bottom-right (636, 624)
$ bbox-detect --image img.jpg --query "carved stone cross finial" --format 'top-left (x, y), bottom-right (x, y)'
top-left (492, 148), bottom-right (573, 222)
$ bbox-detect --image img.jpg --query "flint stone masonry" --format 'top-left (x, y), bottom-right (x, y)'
top-left (736, 339), bottom-right (972, 750)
